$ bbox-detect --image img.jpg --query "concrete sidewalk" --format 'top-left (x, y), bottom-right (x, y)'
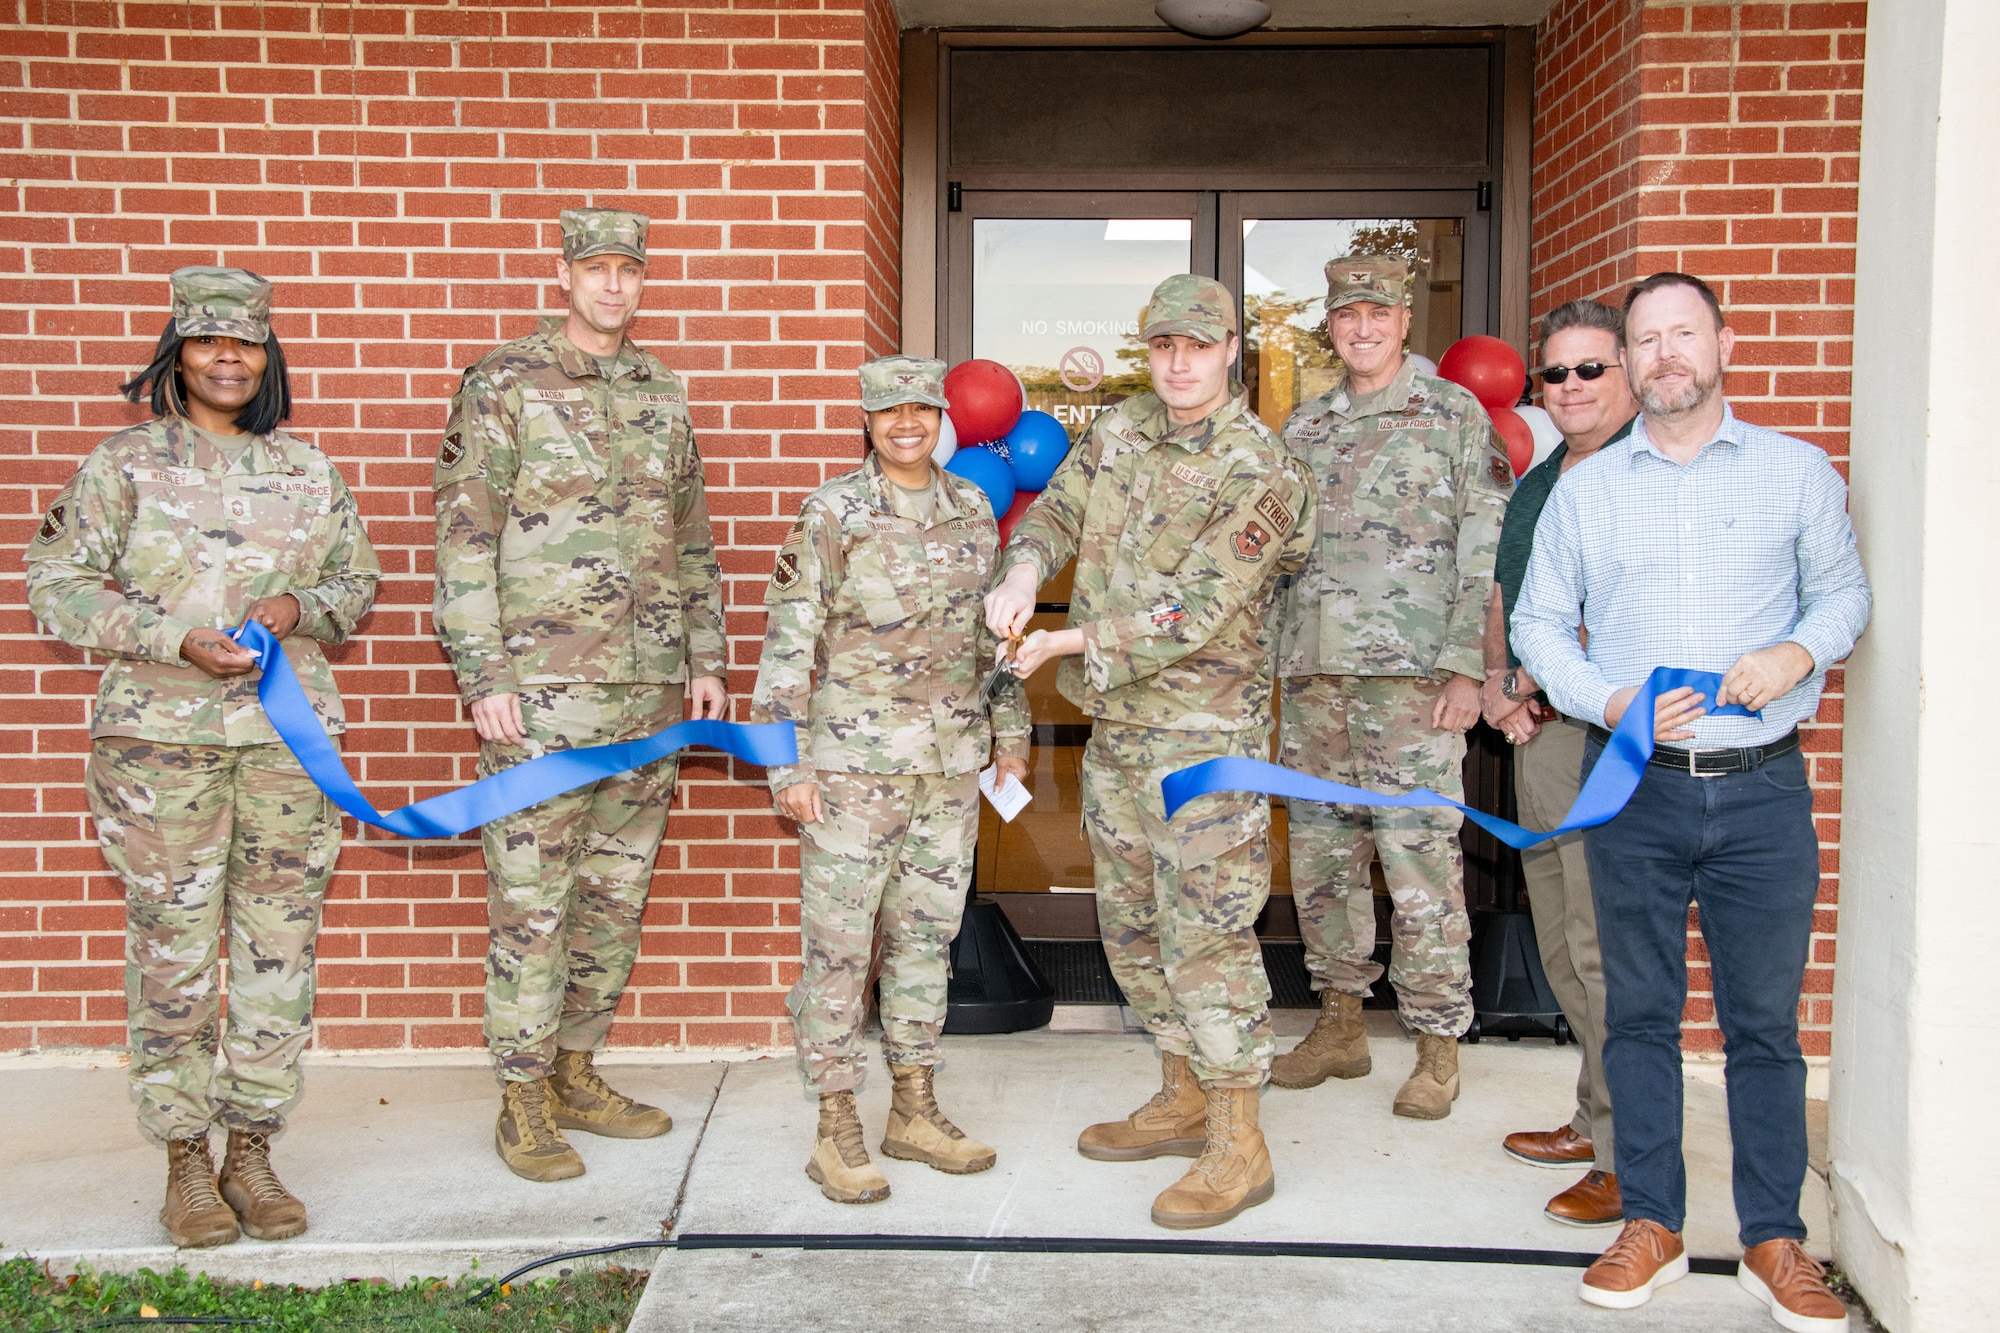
top-left (0, 1016), bottom-right (1837, 1330)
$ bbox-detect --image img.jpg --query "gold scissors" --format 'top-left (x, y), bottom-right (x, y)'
top-left (982, 636), bottom-right (1022, 701)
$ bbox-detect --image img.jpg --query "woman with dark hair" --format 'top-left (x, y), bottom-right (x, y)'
top-left (23, 267), bottom-right (378, 1248)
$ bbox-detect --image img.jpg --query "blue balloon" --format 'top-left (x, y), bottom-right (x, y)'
top-left (1002, 410), bottom-right (1072, 491)
top-left (944, 445), bottom-right (1015, 516)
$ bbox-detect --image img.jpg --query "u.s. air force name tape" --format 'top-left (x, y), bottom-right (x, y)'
top-left (1162, 666), bottom-right (1757, 851)
top-left (231, 619), bottom-right (797, 839)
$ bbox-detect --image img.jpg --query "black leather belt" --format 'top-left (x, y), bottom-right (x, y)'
top-left (1586, 725), bottom-right (1801, 777)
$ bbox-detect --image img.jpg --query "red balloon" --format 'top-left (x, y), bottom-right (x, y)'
top-left (997, 489), bottom-right (1037, 543)
top-left (1488, 405), bottom-right (1535, 479)
top-left (1438, 335), bottom-right (1528, 412)
top-left (944, 359), bottom-right (1025, 446)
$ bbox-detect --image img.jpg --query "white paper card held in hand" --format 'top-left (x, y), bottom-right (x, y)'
top-left (978, 764), bottom-right (1032, 823)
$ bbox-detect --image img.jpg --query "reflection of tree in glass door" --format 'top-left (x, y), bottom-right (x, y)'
top-left (972, 218), bottom-right (1192, 442)
top-left (1241, 218), bottom-right (1466, 430)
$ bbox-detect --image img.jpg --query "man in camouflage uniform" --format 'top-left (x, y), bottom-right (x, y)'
top-left (433, 209), bottom-right (727, 1182)
top-left (1271, 255), bottom-right (1513, 1120)
top-left (753, 355), bottom-right (1029, 1204)
top-left (26, 267), bottom-right (379, 1246)
top-left (987, 275), bottom-right (1314, 1229)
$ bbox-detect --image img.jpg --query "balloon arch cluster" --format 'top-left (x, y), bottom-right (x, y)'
top-left (1435, 335), bottom-right (1550, 479)
top-left (934, 338), bottom-right (1551, 537)
top-left (935, 359), bottom-right (1071, 541)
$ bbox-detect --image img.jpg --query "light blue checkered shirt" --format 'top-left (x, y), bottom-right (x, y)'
top-left (1512, 407), bottom-right (1870, 749)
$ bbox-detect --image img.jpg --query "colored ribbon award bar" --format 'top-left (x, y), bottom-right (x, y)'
top-left (1162, 667), bottom-right (1756, 851)
top-left (231, 620), bottom-right (798, 839)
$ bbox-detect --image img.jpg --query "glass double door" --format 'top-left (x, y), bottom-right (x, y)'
top-left (947, 189), bottom-right (1489, 899)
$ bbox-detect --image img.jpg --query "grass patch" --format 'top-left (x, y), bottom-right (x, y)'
top-left (0, 1256), bottom-right (647, 1332)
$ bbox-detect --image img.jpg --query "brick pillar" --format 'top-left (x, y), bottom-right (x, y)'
top-left (1529, 0), bottom-right (1866, 1057)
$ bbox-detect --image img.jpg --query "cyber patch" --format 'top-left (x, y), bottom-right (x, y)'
top-left (1232, 520), bottom-right (1271, 563)
top-left (1254, 490), bottom-right (1294, 534)
top-left (36, 503), bottom-right (65, 544)
top-left (772, 549), bottom-right (801, 591)
top-left (1170, 462), bottom-right (1221, 492)
top-left (439, 431), bottom-right (465, 468)
top-left (1489, 454), bottom-right (1514, 484)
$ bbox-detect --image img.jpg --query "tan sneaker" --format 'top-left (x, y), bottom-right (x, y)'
top-left (1580, 1218), bottom-right (1689, 1309)
top-left (160, 1135), bottom-right (240, 1248)
top-left (550, 1049), bottom-right (672, 1139)
top-left (495, 1078), bottom-right (585, 1182)
top-left (1077, 1051), bottom-right (1207, 1161)
top-left (1739, 1238), bottom-right (1850, 1332)
top-left (806, 1090), bottom-right (890, 1204)
top-left (1392, 1032), bottom-right (1462, 1120)
top-left (1149, 1083), bottom-right (1275, 1230)
top-left (1270, 989), bottom-right (1371, 1088)
top-left (881, 1063), bottom-right (995, 1174)
top-left (219, 1130), bottom-right (308, 1241)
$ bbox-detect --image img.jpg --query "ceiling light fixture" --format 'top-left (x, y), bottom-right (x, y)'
top-left (1155, 0), bottom-right (1273, 40)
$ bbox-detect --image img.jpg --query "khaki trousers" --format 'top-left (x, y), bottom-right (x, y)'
top-left (1514, 714), bottom-right (1614, 1171)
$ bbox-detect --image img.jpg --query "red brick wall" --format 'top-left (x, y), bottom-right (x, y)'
top-left (0, 0), bottom-right (896, 1053)
top-left (1531, 0), bottom-right (1866, 1056)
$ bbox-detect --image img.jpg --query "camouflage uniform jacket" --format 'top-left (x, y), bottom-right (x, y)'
top-left (1002, 388), bottom-right (1316, 732)
top-left (752, 453), bottom-right (1030, 792)
top-left (433, 328), bottom-right (726, 703)
top-left (1276, 357), bottom-right (1512, 681)
top-left (24, 416), bottom-right (380, 744)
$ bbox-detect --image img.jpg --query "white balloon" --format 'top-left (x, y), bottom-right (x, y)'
top-left (1517, 404), bottom-right (1564, 471)
top-left (1409, 353), bottom-right (1440, 377)
top-left (1015, 367), bottom-right (1029, 410)
top-left (933, 412), bottom-right (958, 468)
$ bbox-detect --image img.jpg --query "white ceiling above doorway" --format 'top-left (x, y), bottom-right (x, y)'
top-left (893, 0), bottom-right (1559, 28)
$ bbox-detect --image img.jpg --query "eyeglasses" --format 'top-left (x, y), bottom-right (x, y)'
top-left (1534, 361), bottom-right (1619, 385)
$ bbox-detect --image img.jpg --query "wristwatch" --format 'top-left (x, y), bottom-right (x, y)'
top-left (1499, 669), bottom-right (1523, 703)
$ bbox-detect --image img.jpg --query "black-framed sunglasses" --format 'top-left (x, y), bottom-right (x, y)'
top-left (1534, 360), bottom-right (1620, 385)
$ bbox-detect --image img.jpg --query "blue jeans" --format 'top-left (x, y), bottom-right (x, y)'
top-left (1581, 735), bottom-right (1818, 1248)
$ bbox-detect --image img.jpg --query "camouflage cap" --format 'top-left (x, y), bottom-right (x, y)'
top-left (560, 208), bottom-right (649, 263)
top-left (859, 355), bottom-right (949, 412)
top-left (171, 266), bottom-right (272, 344)
top-left (1325, 254), bottom-right (1412, 311)
top-left (1140, 273), bottom-right (1237, 343)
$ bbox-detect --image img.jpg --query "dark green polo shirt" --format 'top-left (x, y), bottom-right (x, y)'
top-left (1495, 415), bottom-right (1636, 666)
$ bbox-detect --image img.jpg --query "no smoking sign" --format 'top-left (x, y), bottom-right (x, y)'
top-left (1059, 346), bottom-right (1105, 393)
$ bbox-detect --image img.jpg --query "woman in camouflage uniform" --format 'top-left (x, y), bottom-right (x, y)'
top-left (752, 356), bottom-right (1029, 1204)
top-left (24, 268), bottom-right (378, 1247)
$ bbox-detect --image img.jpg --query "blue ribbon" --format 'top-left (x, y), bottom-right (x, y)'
top-left (230, 620), bottom-right (798, 839)
top-left (1162, 667), bottom-right (1757, 850)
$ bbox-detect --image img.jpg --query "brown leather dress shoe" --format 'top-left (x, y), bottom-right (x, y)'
top-left (1504, 1124), bottom-right (1594, 1168)
top-left (1580, 1218), bottom-right (1688, 1309)
top-left (1544, 1170), bottom-right (1623, 1227)
top-left (1738, 1238), bottom-right (1849, 1331)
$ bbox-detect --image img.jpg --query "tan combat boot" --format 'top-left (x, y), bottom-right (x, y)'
top-left (1270, 988), bottom-right (1370, 1089)
top-left (219, 1130), bottom-right (308, 1241)
top-left (1392, 1032), bottom-right (1462, 1120)
top-left (1077, 1051), bottom-right (1207, 1161)
top-left (495, 1078), bottom-right (586, 1182)
top-left (806, 1090), bottom-right (890, 1204)
top-left (160, 1134), bottom-right (240, 1248)
top-left (881, 1063), bottom-right (996, 1174)
top-left (1150, 1083), bottom-right (1276, 1229)
top-left (550, 1049), bottom-right (673, 1139)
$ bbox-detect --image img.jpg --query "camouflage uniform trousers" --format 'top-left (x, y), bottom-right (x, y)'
top-left (1279, 673), bottom-right (1474, 1038)
top-left (1083, 722), bottom-right (1276, 1088)
top-left (479, 681), bottom-right (684, 1082)
top-left (786, 769), bottom-right (976, 1094)
top-left (86, 737), bottom-right (339, 1145)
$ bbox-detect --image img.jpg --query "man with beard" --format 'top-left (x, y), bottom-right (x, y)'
top-left (1513, 273), bottom-right (1868, 1331)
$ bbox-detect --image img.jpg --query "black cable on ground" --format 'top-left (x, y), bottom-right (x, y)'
top-left (457, 1238), bottom-right (671, 1307)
